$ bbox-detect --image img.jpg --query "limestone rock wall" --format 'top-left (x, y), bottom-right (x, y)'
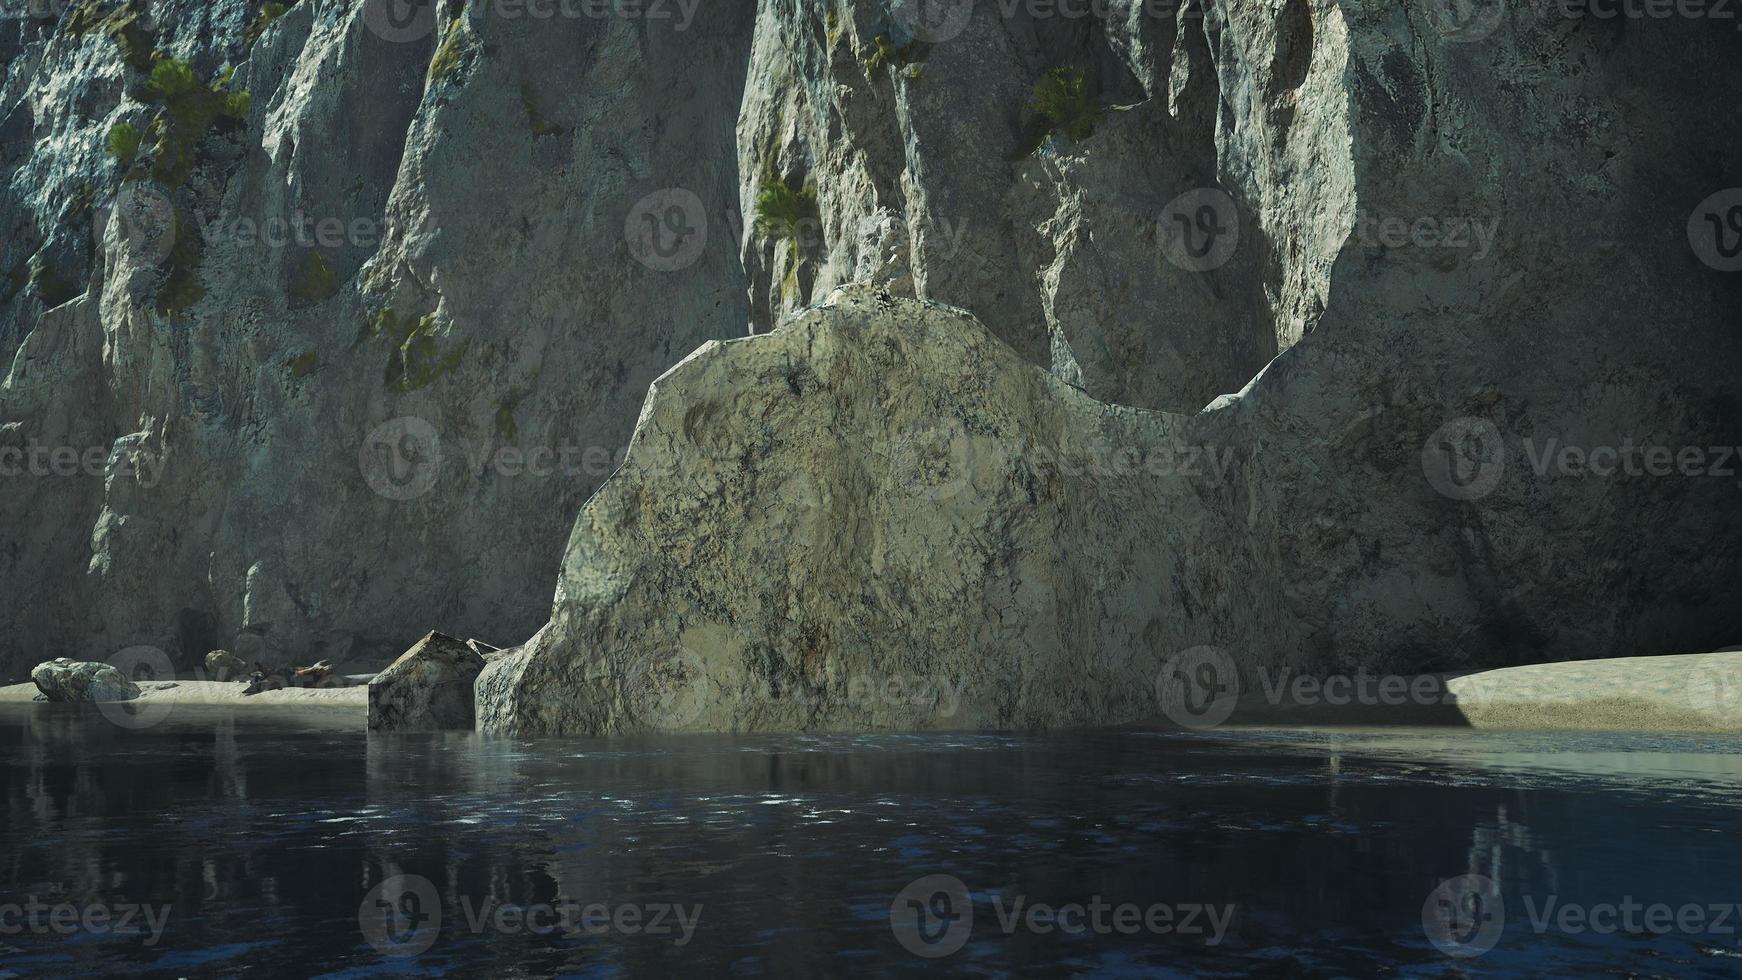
top-left (480, 2), bottom-right (1742, 733)
top-left (0, 0), bottom-right (756, 675)
top-left (3, 1), bottom-right (1739, 725)
top-left (477, 288), bottom-right (1272, 734)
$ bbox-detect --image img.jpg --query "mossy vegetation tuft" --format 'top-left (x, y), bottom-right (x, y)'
top-left (366, 308), bottom-right (469, 393)
top-left (754, 170), bottom-right (821, 264)
top-left (1013, 67), bottom-right (1104, 159)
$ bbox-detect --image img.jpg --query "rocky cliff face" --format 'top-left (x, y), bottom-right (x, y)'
top-left (4, 1), bottom-right (1740, 731)
top-left (1, 0), bottom-right (755, 673)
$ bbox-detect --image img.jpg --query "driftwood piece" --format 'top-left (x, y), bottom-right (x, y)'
top-left (240, 659), bottom-right (341, 695)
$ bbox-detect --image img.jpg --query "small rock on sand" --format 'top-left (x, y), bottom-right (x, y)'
top-left (205, 650), bottom-right (249, 682)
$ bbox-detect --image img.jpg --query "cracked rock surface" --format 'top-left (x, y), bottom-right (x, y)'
top-left (2, 2), bottom-right (1739, 729)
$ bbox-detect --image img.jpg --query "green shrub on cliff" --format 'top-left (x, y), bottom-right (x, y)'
top-left (244, 1), bottom-right (289, 47)
top-left (754, 173), bottom-right (820, 250)
top-left (68, 2), bottom-right (158, 72)
top-left (1031, 67), bottom-right (1102, 140)
top-left (106, 121), bottom-right (142, 163)
top-left (1014, 67), bottom-right (1105, 159)
top-left (144, 68), bottom-right (252, 186)
top-left (147, 59), bottom-right (199, 99)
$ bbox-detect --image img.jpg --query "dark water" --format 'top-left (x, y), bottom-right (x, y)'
top-left (3, 706), bottom-right (1742, 978)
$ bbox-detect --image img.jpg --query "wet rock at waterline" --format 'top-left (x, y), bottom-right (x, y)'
top-left (370, 631), bottom-right (486, 731)
top-left (30, 659), bottom-right (141, 703)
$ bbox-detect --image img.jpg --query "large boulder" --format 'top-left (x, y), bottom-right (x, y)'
top-left (477, 279), bottom-right (1742, 737)
top-left (30, 659), bottom-right (142, 703)
top-left (368, 632), bottom-right (486, 731)
top-left (475, 289), bottom-right (1235, 735)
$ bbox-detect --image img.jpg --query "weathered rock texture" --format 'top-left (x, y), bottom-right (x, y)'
top-left (31, 657), bottom-right (140, 702)
top-left (477, 289), bottom-right (1220, 733)
top-left (368, 630), bottom-right (484, 731)
top-left (1, 0), bottom-right (756, 677)
top-left (480, 3), bottom-right (1742, 733)
top-left (5, 1), bottom-right (1742, 729)
top-left (204, 648), bottom-right (247, 680)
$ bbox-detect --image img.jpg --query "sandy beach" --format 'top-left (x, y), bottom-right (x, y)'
top-left (5, 650), bottom-right (1740, 733)
top-left (1222, 650), bottom-right (1742, 732)
top-left (0, 677), bottom-right (369, 709)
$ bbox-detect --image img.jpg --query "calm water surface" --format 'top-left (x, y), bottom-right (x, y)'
top-left (3, 704), bottom-right (1742, 977)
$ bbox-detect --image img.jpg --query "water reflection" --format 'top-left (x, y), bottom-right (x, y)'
top-left (2, 707), bottom-right (1741, 976)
